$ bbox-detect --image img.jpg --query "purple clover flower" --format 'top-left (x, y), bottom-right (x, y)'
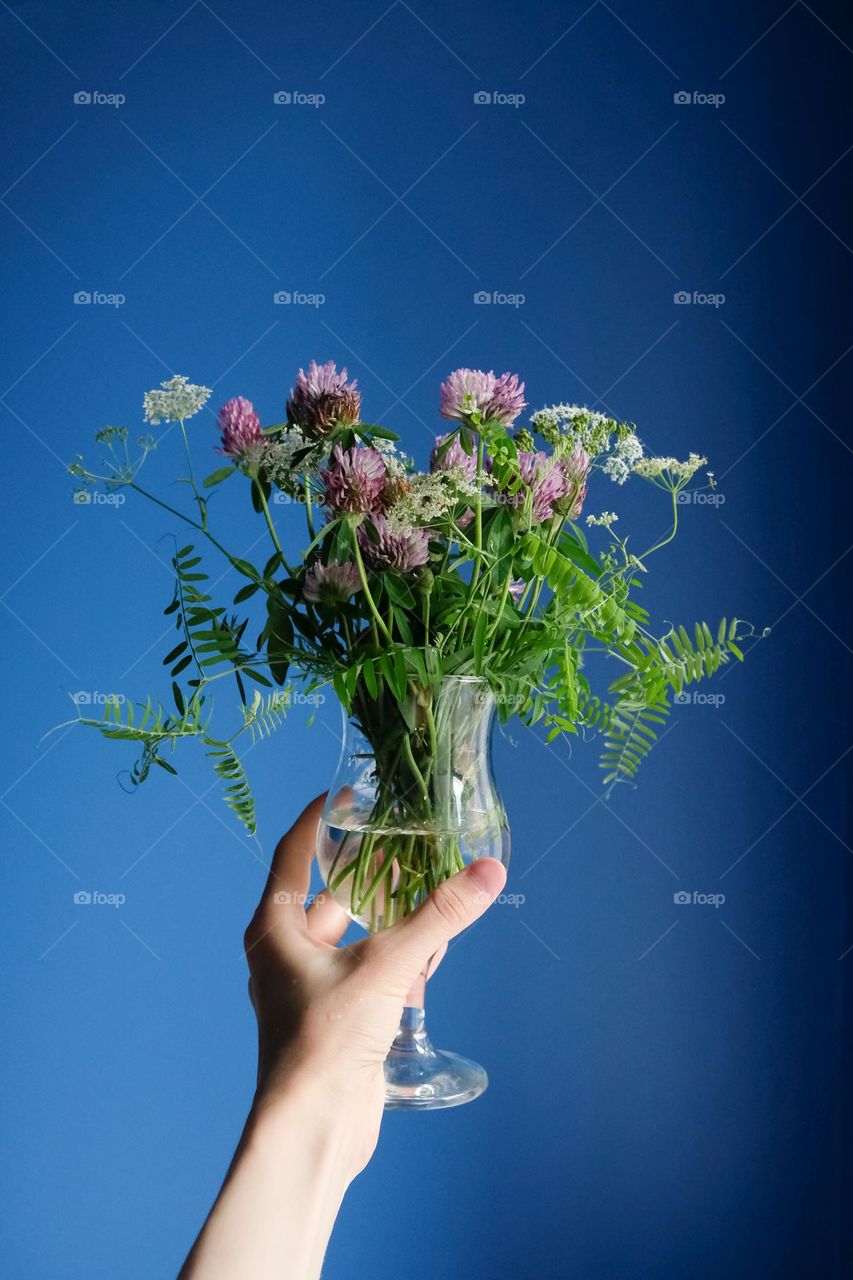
top-left (321, 445), bottom-right (387, 515)
top-left (286, 361), bottom-right (361, 437)
top-left (439, 368), bottom-right (526, 428)
top-left (506, 451), bottom-right (578, 524)
top-left (560, 446), bottom-right (592, 520)
top-left (217, 397), bottom-right (264, 459)
top-left (303, 560), bottom-right (362, 604)
top-left (358, 515), bottom-right (430, 573)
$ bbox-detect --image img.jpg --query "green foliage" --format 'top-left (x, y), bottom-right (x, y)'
top-left (69, 377), bottom-right (763, 835)
top-left (241, 689), bottom-right (291, 743)
top-left (206, 740), bottom-right (256, 835)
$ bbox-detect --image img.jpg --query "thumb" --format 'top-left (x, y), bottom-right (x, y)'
top-left (379, 857), bottom-right (507, 977)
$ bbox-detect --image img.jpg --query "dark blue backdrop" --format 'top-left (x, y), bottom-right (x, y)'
top-left (1, 2), bottom-right (851, 1276)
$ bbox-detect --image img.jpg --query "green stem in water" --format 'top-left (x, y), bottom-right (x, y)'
top-left (401, 731), bottom-right (430, 808)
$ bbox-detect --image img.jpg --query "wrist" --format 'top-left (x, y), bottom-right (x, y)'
top-left (247, 1059), bottom-right (382, 1183)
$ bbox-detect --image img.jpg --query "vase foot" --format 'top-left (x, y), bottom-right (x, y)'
top-left (382, 1007), bottom-right (488, 1110)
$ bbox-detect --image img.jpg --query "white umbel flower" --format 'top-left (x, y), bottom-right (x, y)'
top-left (143, 375), bottom-right (212, 424)
top-left (633, 452), bottom-right (707, 482)
top-left (602, 433), bottom-right (644, 484)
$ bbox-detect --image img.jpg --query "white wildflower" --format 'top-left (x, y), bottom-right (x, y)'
top-left (262, 427), bottom-right (325, 495)
top-left (601, 433), bottom-right (644, 484)
top-left (142, 375), bottom-right (211, 424)
top-left (385, 467), bottom-right (476, 533)
top-left (586, 511), bottom-right (619, 527)
top-left (370, 436), bottom-right (411, 478)
top-left (633, 452), bottom-right (707, 482)
top-left (531, 403), bottom-right (610, 438)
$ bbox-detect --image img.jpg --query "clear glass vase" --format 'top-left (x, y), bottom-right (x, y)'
top-left (317, 675), bottom-right (510, 1109)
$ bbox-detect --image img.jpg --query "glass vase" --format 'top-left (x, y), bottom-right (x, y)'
top-left (317, 675), bottom-right (510, 1109)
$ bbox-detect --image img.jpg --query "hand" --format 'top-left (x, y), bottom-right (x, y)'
top-left (244, 793), bottom-right (507, 1174)
top-left (180, 794), bottom-right (506, 1279)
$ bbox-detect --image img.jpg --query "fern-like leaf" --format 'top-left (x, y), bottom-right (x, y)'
top-left (206, 740), bottom-right (256, 835)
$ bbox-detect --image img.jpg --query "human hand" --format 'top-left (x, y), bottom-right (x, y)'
top-left (181, 795), bottom-right (506, 1279)
top-left (243, 792), bottom-right (507, 1175)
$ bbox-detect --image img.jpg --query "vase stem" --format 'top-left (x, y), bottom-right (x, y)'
top-left (383, 962), bottom-right (488, 1110)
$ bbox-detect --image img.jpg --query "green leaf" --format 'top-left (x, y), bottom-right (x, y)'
top-left (356, 423), bottom-right (400, 441)
top-left (163, 641), bottom-right (188, 665)
top-left (362, 658), bottom-right (378, 699)
top-left (385, 575), bottom-right (416, 610)
top-left (202, 466), bottom-right (235, 489)
top-left (486, 507), bottom-right (514, 559)
top-left (234, 582), bottom-right (261, 604)
top-left (266, 601), bottom-right (293, 686)
top-left (230, 557), bottom-right (261, 582)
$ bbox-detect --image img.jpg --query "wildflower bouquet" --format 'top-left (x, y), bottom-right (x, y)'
top-left (69, 361), bottom-right (751, 923)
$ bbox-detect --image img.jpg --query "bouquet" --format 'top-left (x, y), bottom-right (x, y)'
top-left (68, 361), bottom-right (757, 925)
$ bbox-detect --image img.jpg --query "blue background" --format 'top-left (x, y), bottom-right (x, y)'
top-left (1, 1), bottom-right (851, 1276)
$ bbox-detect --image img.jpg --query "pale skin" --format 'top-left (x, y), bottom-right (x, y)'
top-left (179, 793), bottom-right (507, 1280)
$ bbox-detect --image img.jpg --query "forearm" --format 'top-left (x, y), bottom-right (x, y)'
top-left (180, 1083), bottom-right (357, 1280)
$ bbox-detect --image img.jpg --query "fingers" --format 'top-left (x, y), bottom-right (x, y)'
top-left (374, 857), bottom-right (506, 982)
top-left (260, 793), bottom-right (326, 917)
top-left (305, 892), bottom-right (350, 947)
